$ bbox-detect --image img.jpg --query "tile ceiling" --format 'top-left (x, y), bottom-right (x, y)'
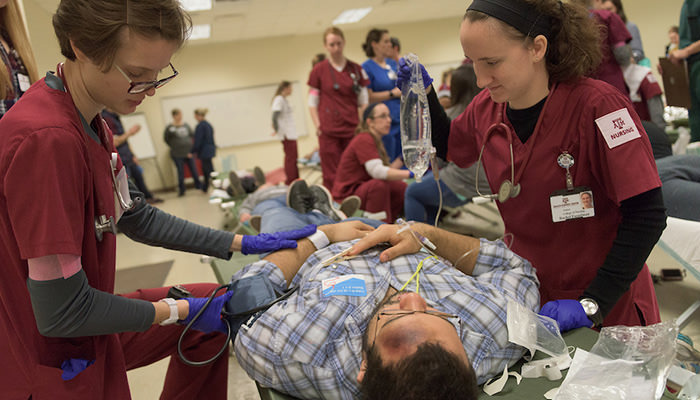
top-left (29, 0), bottom-right (468, 45)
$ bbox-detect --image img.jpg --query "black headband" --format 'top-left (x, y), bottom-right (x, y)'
top-left (467, 0), bottom-right (551, 39)
top-left (363, 102), bottom-right (381, 123)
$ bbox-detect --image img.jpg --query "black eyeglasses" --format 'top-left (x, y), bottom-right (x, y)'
top-left (372, 309), bottom-right (460, 347)
top-left (114, 62), bottom-right (178, 94)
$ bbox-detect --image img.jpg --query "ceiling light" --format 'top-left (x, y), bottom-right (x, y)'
top-left (332, 7), bottom-right (372, 25)
top-left (189, 24), bottom-right (211, 40)
top-left (180, 0), bottom-right (212, 12)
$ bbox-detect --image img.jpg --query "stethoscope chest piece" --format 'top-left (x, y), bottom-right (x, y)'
top-left (95, 214), bottom-right (117, 242)
top-left (497, 180), bottom-right (522, 203)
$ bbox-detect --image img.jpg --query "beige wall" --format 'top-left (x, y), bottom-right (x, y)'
top-left (22, 0), bottom-right (687, 191)
top-left (23, 2), bottom-right (462, 190)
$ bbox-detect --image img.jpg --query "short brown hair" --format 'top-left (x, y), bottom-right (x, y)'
top-left (360, 343), bottom-right (478, 400)
top-left (323, 26), bottom-right (345, 44)
top-left (465, 0), bottom-right (601, 84)
top-left (52, 0), bottom-right (191, 71)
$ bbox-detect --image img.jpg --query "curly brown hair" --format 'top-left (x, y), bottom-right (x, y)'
top-left (465, 0), bottom-right (602, 84)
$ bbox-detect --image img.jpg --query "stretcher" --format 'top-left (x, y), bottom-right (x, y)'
top-left (253, 328), bottom-right (679, 399)
top-left (657, 216), bottom-right (700, 329)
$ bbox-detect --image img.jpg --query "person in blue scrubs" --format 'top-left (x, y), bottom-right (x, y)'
top-left (361, 28), bottom-right (404, 165)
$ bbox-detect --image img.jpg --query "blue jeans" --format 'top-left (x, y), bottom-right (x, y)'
top-left (200, 158), bottom-right (214, 192)
top-left (254, 196), bottom-right (383, 233)
top-left (172, 156), bottom-right (201, 194)
top-left (125, 162), bottom-right (153, 199)
top-left (657, 154), bottom-right (700, 222)
top-left (404, 171), bottom-right (467, 223)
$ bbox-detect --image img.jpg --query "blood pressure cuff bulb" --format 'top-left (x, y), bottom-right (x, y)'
top-left (221, 273), bottom-right (281, 337)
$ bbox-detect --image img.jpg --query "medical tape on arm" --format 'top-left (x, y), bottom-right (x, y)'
top-left (308, 89), bottom-right (320, 107)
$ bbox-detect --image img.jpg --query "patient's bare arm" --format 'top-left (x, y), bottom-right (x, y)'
top-left (348, 223), bottom-right (481, 275)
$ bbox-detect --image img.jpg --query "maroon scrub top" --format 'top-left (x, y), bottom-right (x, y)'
top-left (332, 132), bottom-right (382, 200)
top-left (448, 78), bottom-right (661, 327)
top-left (308, 59), bottom-right (369, 138)
top-left (0, 75), bottom-right (130, 399)
top-left (590, 9), bottom-right (633, 97)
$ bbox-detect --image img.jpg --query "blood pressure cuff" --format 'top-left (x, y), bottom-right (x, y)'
top-left (27, 269), bottom-right (154, 337)
top-left (221, 274), bottom-right (280, 337)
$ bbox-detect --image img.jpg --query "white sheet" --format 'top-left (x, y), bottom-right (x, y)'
top-left (659, 216), bottom-right (700, 278)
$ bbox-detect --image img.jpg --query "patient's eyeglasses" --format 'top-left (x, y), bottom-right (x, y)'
top-left (372, 309), bottom-right (460, 347)
top-left (114, 63), bottom-right (178, 94)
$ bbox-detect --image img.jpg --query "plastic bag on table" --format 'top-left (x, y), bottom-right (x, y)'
top-left (554, 320), bottom-right (679, 400)
top-left (507, 301), bottom-right (571, 380)
top-left (399, 53), bottom-right (431, 182)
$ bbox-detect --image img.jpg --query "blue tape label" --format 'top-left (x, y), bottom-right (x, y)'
top-left (322, 275), bottom-right (367, 297)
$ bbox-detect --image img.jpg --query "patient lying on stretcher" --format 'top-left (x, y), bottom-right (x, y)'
top-left (232, 220), bottom-right (540, 399)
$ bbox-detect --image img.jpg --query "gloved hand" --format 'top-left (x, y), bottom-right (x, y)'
top-left (241, 224), bottom-right (317, 255)
top-left (181, 291), bottom-right (233, 334)
top-left (539, 299), bottom-right (593, 332)
top-left (61, 358), bottom-right (95, 381)
top-left (397, 57), bottom-right (433, 90)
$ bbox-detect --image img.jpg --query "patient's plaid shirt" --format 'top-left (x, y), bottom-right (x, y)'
top-left (234, 238), bottom-right (540, 400)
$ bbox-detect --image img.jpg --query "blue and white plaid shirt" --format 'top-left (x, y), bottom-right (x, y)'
top-left (234, 238), bottom-right (540, 400)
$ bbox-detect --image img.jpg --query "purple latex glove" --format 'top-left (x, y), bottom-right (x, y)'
top-left (61, 358), bottom-right (95, 381)
top-left (181, 291), bottom-right (233, 334)
top-left (539, 299), bottom-right (593, 332)
top-left (397, 57), bottom-right (433, 90)
top-left (240, 224), bottom-right (317, 255)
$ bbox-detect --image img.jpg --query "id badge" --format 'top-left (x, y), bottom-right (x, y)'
top-left (322, 275), bottom-right (367, 297)
top-left (114, 166), bottom-right (132, 222)
top-left (17, 73), bottom-right (30, 92)
top-left (550, 187), bottom-right (595, 222)
top-left (387, 69), bottom-right (397, 81)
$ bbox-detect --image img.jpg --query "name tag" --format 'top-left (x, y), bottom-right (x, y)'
top-left (322, 275), bottom-right (367, 297)
top-left (550, 188), bottom-right (595, 222)
top-left (17, 73), bottom-right (30, 92)
top-left (114, 166), bottom-right (132, 221)
top-left (595, 108), bottom-right (641, 149)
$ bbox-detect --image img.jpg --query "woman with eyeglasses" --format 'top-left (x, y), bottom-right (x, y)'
top-left (308, 26), bottom-right (370, 191)
top-left (332, 103), bottom-right (412, 223)
top-left (0, 0), bottom-right (38, 119)
top-left (0, 0), bottom-right (292, 397)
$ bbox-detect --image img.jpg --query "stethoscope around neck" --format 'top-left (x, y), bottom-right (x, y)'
top-left (56, 63), bottom-right (134, 241)
top-left (474, 122), bottom-right (522, 203)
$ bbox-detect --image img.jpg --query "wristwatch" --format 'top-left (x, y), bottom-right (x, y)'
top-left (579, 298), bottom-right (603, 327)
top-left (388, 90), bottom-right (394, 98)
top-left (159, 297), bottom-right (179, 326)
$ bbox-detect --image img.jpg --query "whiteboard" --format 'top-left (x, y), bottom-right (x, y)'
top-left (160, 81), bottom-right (308, 148)
top-left (120, 113), bottom-right (157, 159)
